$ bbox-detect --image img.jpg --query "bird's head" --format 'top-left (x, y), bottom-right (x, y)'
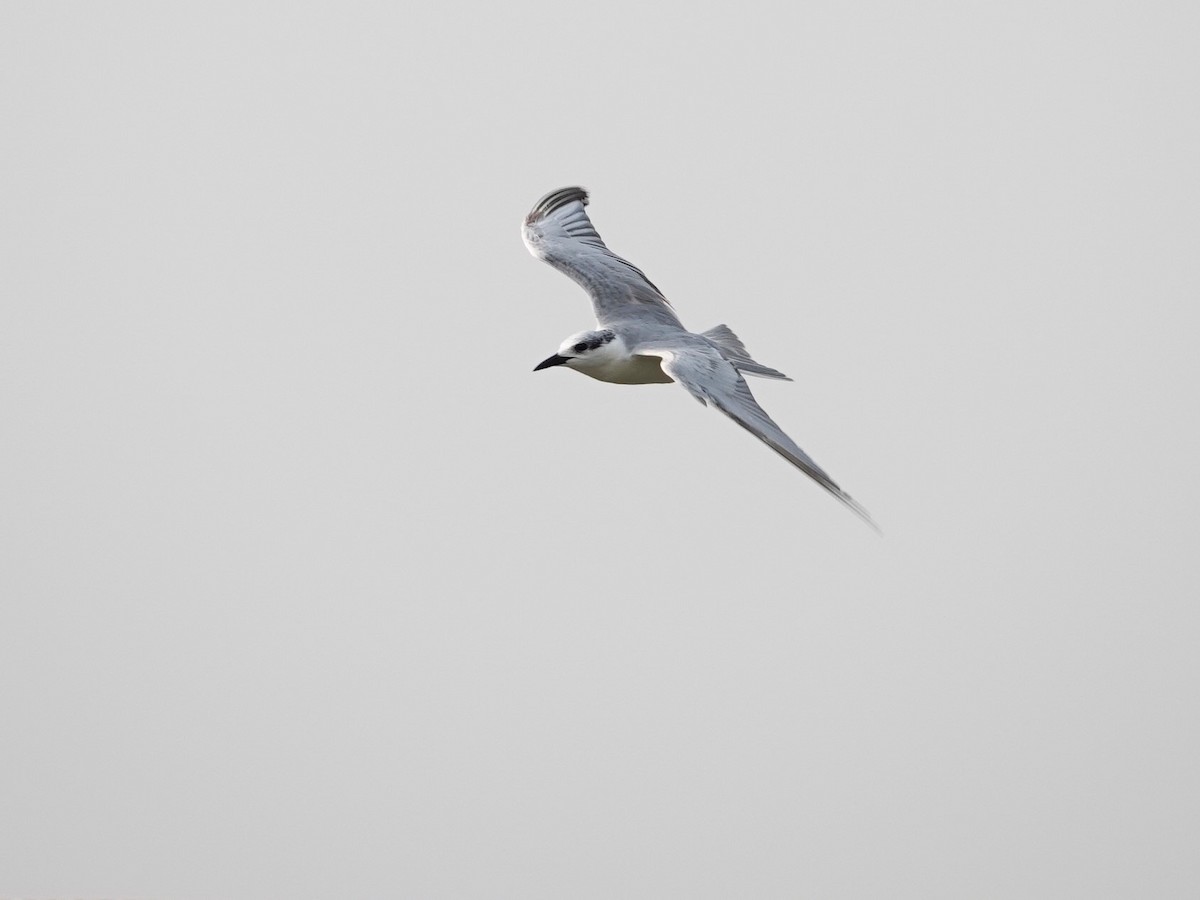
top-left (533, 329), bottom-right (619, 373)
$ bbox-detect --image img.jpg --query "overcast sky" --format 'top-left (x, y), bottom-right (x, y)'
top-left (2, 2), bottom-right (1198, 898)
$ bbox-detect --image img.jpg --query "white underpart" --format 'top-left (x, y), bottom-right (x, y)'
top-left (562, 334), bottom-right (672, 385)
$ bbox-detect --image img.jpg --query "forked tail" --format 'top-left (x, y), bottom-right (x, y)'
top-left (702, 324), bottom-right (791, 380)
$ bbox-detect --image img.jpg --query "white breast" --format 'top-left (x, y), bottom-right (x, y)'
top-left (574, 352), bottom-right (673, 385)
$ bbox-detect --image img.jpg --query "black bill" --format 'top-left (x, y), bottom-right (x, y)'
top-left (533, 354), bottom-right (570, 371)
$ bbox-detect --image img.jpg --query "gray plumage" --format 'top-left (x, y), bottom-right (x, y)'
top-left (524, 187), bottom-right (680, 329)
top-left (524, 186), bottom-right (877, 530)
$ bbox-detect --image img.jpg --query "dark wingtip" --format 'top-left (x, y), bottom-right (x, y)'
top-left (525, 186), bottom-right (589, 225)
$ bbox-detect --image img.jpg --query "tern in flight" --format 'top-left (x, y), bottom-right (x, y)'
top-left (523, 186), bottom-right (877, 530)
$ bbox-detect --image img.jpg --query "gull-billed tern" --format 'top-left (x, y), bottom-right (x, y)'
top-left (524, 186), bottom-right (877, 530)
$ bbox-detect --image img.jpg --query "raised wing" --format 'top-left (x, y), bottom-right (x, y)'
top-left (638, 339), bottom-right (879, 530)
top-left (522, 187), bottom-right (683, 328)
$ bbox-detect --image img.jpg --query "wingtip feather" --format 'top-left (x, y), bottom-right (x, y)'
top-left (525, 186), bottom-right (590, 225)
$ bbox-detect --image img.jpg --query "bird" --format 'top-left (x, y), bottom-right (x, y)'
top-left (523, 186), bottom-right (877, 530)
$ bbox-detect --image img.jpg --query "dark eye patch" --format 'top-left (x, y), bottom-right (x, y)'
top-left (573, 342), bottom-right (588, 353)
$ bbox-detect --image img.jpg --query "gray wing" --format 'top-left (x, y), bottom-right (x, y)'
top-left (637, 339), bottom-right (879, 530)
top-left (522, 187), bottom-right (683, 328)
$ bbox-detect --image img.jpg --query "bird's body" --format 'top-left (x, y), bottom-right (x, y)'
top-left (523, 186), bottom-right (876, 530)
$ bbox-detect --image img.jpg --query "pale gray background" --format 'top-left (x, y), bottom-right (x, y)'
top-left (2, 2), bottom-right (1198, 898)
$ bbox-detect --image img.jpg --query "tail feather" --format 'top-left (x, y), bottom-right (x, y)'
top-left (702, 324), bottom-right (791, 380)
